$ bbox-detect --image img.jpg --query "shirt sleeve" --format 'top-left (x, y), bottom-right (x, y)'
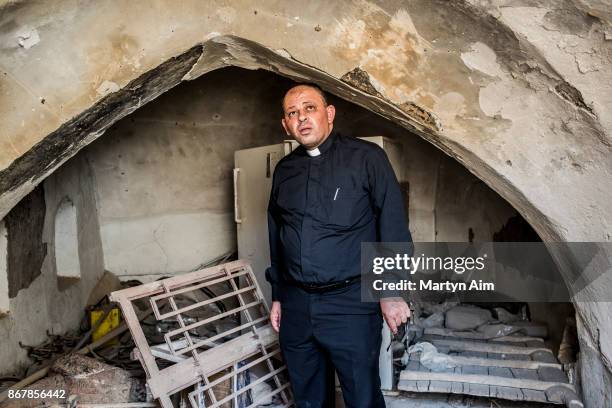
top-left (366, 146), bottom-right (414, 297)
top-left (265, 172), bottom-right (283, 302)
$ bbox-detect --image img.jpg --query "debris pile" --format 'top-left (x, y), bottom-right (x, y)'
top-left (2, 354), bottom-right (144, 408)
top-left (1, 257), bottom-right (292, 407)
top-left (394, 301), bottom-right (583, 408)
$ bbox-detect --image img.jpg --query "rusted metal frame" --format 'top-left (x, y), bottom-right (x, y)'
top-left (179, 315), bottom-right (269, 356)
top-left (150, 274), bottom-right (252, 320)
top-left (114, 260), bottom-right (251, 301)
top-left (227, 269), bottom-right (291, 405)
top-left (164, 299), bottom-right (263, 355)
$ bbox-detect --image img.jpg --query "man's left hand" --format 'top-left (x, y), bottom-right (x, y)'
top-left (380, 297), bottom-right (411, 335)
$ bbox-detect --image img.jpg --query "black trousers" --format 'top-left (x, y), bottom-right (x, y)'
top-left (279, 282), bottom-right (386, 408)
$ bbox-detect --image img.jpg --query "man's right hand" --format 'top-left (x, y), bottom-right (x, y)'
top-left (270, 301), bottom-right (281, 332)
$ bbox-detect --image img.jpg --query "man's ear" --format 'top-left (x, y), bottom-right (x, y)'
top-left (281, 118), bottom-right (291, 136)
top-left (326, 105), bottom-right (336, 125)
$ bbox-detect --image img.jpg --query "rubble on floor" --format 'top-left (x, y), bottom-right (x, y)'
top-left (1, 354), bottom-right (145, 408)
top-left (396, 301), bottom-right (582, 408)
top-left (1, 258), bottom-right (293, 408)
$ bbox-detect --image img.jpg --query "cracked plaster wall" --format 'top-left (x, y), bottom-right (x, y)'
top-left (0, 0), bottom-right (611, 404)
top-left (0, 154), bottom-right (105, 376)
top-left (83, 67), bottom-right (518, 279)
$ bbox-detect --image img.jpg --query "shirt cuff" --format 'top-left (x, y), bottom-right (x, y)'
top-left (271, 282), bottom-right (281, 302)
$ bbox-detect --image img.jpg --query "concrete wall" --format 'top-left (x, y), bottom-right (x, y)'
top-left (0, 154), bottom-right (104, 376)
top-left (84, 68), bottom-right (287, 278)
top-left (401, 134), bottom-right (517, 243)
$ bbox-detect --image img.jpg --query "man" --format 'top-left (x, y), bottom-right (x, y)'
top-left (265, 83), bottom-right (412, 408)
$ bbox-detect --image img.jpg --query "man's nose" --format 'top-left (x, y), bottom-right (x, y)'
top-left (298, 110), bottom-right (307, 122)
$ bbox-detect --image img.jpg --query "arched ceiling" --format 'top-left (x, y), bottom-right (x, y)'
top-left (0, 2), bottom-right (611, 400)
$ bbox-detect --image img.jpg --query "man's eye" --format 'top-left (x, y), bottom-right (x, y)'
top-left (287, 111), bottom-right (296, 117)
top-left (306, 105), bottom-right (315, 111)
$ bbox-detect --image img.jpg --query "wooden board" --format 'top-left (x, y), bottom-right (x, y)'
top-left (110, 260), bottom-right (294, 408)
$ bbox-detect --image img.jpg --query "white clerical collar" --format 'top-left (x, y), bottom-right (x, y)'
top-left (306, 147), bottom-right (321, 157)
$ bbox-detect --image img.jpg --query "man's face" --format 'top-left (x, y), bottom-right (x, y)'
top-left (281, 86), bottom-right (336, 150)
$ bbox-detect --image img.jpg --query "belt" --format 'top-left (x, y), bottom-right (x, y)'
top-left (287, 275), bottom-right (361, 294)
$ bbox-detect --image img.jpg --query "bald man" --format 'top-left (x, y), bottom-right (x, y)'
top-left (265, 84), bottom-right (412, 408)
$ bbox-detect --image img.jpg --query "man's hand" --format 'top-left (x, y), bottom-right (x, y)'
top-left (380, 297), bottom-right (411, 335)
top-left (270, 301), bottom-right (281, 332)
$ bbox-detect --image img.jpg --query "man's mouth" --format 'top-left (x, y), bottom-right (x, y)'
top-left (298, 126), bottom-right (312, 135)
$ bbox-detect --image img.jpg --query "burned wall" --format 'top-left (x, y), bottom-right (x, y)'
top-left (4, 185), bottom-right (46, 297)
top-left (0, 154), bottom-right (105, 376)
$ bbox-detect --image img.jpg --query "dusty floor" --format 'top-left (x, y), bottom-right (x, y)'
top-left (334, 390), bottom-right (557, 407)
top-left (384, 393), bottom-right (557, 408)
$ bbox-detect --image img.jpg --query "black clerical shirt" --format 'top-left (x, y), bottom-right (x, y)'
top-left (265, 131), bottom-right (412, 301)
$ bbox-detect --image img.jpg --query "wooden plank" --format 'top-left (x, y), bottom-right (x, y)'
top-left (491, 385), bottom-right (523, 401)
top-left (532, 350), bottom-right (560, 363)
top-left (416, 358), bottom-right (430, 392)
top-left (488, 367), bottom-right (513, 378)
top-left (114, 297), bottom-right (160, 377)
top-left (426, 338), bottom-right (554, 356)
top-left (110, 260), bottom-right (250, 300)
top-left (538, 366), bottom-right (569, 383)
top-left (148, 326), bottom-right (277, 398)
top-left (512, 368), bottom-right (540, 380)
top-left (423, 334), bottom-right (541, 348)
top-left (428, 380), bottom-right (453, 394)
top-left (493, 336), bottom-right (544, 343)
top-left (419, 354), bottom-right (562, 370)
top-left (400, 380), bottom-right (419, 392)
top-left (424, 327), bottom-right (545, 342)
top-left (462, 365), bottom-right (489, 397)
top-left (522, 388), bottom-right (548, 402)
top-left (450, 368), bottom-right (464, 394)
top-left (399, 370), bottom-right (576, 393)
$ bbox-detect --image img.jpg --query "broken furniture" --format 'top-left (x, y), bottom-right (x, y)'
top-left (109, 260), bottom-right (294, 408)
top-left (399, 306), bottom-right (583, 408)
